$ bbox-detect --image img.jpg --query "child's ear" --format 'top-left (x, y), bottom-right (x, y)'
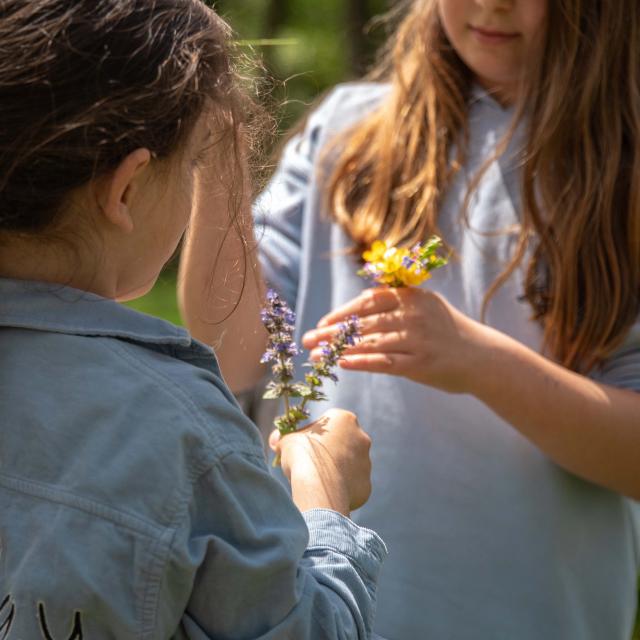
top-left (97, 148), bottom-right (152, 233)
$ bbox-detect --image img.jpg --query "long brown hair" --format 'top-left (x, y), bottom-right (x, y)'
top-left (328, 0), bottom-right (640, 372)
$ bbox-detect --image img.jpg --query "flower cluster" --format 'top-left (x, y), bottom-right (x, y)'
top-left (358, 236), bottom-right (448, 287)
top-left (303, 316), bottom-right (361, 387)
top-left (260, 289), bottom-right (298, 377)
top-left (261, 290), bottom-right (361, 438)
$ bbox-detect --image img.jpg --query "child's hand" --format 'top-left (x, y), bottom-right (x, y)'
top-left (303, 287), bottom-right (497, 395)
top-left (271, 409), bottom-right (372, 516)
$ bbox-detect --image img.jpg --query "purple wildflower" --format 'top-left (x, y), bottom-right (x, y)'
top-left (260, 289), bottom-right (362, 443)
top-left (260, 289), bottom-right (297, 375)
top-left (319, 341), bottom-right (332, 357)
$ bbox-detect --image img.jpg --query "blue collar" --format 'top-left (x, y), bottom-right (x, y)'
top-left (0, 278), bottom-right (192, 347)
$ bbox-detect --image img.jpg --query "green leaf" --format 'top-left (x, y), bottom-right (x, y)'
top-left (291, 383), bottom-right (314, 397)
top-left (263, 381), bottom-right (285, 400)
top-left (305, 373), bottom-right (322, 387)
top-left (275, 416), bottom-right (297, 434)
top-left (287, 407), bottom-right (309, 422)
top-left (275, 415), bottom-right (301, 434)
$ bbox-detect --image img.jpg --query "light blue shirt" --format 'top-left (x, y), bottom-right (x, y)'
top-left (254, 83), bottom-right (640, 640)
top-left (0, 278), bottom-right (387, 639)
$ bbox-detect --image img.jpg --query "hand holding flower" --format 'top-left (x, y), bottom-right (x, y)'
top-left (303, 286), bottom-right (503, 395)
top-left (269, 409), bottom-right (373, 516)
top-left (358, 236), bottom-right (448, 288)
top-left (259, 289), bottom-right (373, 512)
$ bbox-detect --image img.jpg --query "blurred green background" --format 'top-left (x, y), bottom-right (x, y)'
top-left (216, 0), bottom-right (390, 127)
top-left (126, 3), bottom-right (640, 637)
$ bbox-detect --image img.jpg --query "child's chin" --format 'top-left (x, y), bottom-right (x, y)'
top-left (116, 277), bottom-right (158, 303)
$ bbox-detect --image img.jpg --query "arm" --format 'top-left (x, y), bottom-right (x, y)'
top-left (178, 170), bottom-right (268, 394)
top-left (179, 90), bottom-right (342, 393)
top-left (465, 322), bottom-right (640, 499)
top-left (169, 441), bottom-right (385, 639)
top-left (178, 132), bottom-right (313, 394)
top-left (303, 287), bottom-right (640, 500)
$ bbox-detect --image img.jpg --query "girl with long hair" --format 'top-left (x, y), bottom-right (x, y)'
top-left (0, 1), bottom-right (387, 637)
top-left (181, 0), bottom-right (640, 638)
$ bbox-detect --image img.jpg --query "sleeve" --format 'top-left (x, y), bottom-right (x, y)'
top-left (252, 119), bottom-right (323, 312)
top-left (166, 450), bottom-right (387, 640)
top-left (253, 83), bottom-right (391, 313)
top-left (591, 319), bottom-right (640, 393)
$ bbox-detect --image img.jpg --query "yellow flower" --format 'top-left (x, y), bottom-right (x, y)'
top-left (398, 266), bottom-right (432, 287)
top-left (381, 247), bottom-right (404, 272)
top-left (362, 240), bottom-right (388, 264)
top-left (359, 236), bottom-right (448, 288)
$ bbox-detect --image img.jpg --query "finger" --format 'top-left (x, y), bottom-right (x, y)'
top-left (338, 353), bottom-right (415, 375)
top-left (268, 429), bottom-right (281, 452)
top-left (352, 312), bottom-right (407, 336)
top-left (303, 311), bottom-right (404, 349)
top-left (317, 288), bottom-right (400, 328)
top-left (302, 325), bottom-right (344, 349)
top-left (341, 331), bottom-right (411, 354)
top-left (309, 331), bottom-right (411, 360)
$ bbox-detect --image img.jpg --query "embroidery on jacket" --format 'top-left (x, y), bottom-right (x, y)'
top-left (1, 539), bottom-right (83, 639)
top-left (38, 603), bottom-right (83, 640)
top-left (0, 595), bottom-right (15, 640)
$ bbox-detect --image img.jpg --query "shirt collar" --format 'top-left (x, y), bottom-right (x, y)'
top-left (0, 278), bottom-right (192, 347)
top-left (470, 84), bottom-right (514, 114)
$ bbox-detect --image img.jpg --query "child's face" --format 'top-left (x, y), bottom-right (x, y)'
top-left (437, 0), bottom-right (547, 103)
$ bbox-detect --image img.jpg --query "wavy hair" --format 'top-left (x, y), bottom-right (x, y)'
top-left (0, 0), bottom-right (250, 235)
top-left (327, 0), bottom-right (640, 372)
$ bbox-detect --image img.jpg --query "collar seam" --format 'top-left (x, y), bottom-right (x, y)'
top-left (0, 315), bottom-right (190, 346)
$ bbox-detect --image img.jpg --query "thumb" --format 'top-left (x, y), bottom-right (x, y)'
top-left (268, 429), bottom-right (281, 452)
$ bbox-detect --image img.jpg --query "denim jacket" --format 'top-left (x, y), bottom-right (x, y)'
top-left (0, 278), bottom-right (386, 639)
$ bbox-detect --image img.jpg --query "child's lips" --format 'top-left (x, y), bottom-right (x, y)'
top-left (469, 25), bottom-right (520, 44)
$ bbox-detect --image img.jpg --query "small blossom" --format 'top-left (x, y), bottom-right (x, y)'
top-left (260, 289), bottom-right (297, 378)
top-left (260, 349), bottom-right (275, 364)
top-left (320, 341), bottom-right (332, 357)
top-left (260, 289), bottom-right (362, 444)
top-left (272, 360), bottom-right (294, 378)
top-left (358, 236), bottom-right (448, 288)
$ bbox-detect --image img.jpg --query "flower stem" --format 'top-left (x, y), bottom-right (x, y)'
top-left (283, 389), bottom-right (291, 416)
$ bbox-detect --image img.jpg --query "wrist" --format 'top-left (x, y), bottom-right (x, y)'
top-left (286, 454), bottom-right (351, 517)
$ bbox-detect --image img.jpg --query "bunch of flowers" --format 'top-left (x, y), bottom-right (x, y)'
top-left (358, 235), bottom-right (448, 287)
top-left (261, 289), bottom-right (361, 440)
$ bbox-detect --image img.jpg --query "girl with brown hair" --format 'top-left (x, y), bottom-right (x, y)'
top-left (181, 0), bottom-right (640, 638)
top-left (0, 1), bottom-right (387, 637)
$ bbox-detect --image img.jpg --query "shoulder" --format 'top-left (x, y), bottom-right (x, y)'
top-left (102, 336), bottom-right (266, 469)
top-left (293, 82), bottom-right (391, 163)
top-left (311, 81), bottom-right (391, 131)
top-left (1, 329), bottom-right (265, 527)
